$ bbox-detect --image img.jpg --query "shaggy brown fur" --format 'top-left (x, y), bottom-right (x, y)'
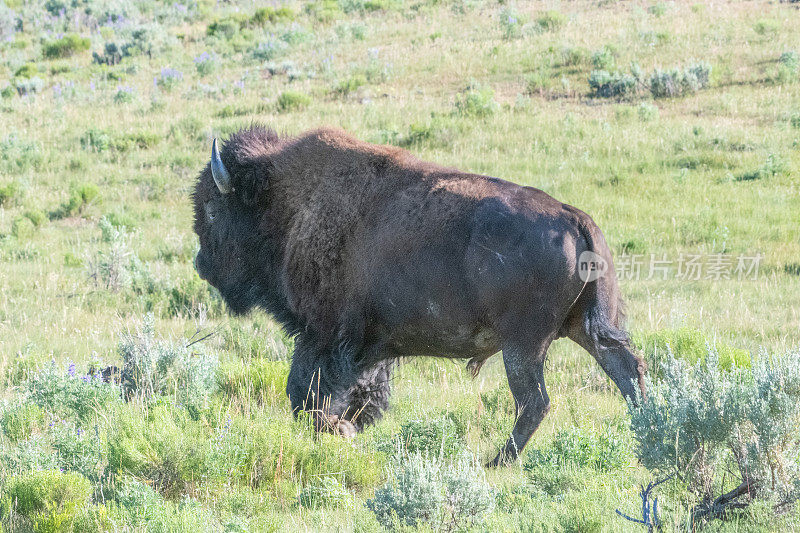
top-left (193, 126), bottom-right (646, 465)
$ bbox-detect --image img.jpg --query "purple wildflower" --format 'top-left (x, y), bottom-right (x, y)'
top-left (67, 362), bottom-right (76, 377)
top-left (160, 67), bottom-right (183, 81)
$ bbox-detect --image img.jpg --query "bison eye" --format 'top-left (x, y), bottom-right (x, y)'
top-left (205, 202), bottom-right (218, 223)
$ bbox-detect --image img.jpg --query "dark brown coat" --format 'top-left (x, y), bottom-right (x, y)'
top-left (193, 126), bottom-right (646, 465)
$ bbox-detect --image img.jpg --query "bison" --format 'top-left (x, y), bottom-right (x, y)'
top-left (192, 126), bottom-right (646, 466)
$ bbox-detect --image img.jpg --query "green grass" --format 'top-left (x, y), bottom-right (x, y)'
top-left (0, 0), bottom-right (799, 531)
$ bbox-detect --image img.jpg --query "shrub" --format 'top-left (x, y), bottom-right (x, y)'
top-left (524, 426), bottom-right (630, 473)
top-left (2, 470), bottom-right (92, 532)
top-left (13, 76), bottom-right (44, 96)
top-left (775, 51), bottom-right (799, 84)
top-left (106, 405), bottom-right (212, 495)
top-left (0, 2), bottom-right (16, 41)
top-left (51, 182), bottom-right (100, 219)
top-left (11, 215), bottom-right (34, 238)
top-left (559, 46), bottom-right (588, 67)
top-left (112, 475), bottom-right (219, 530)
top-left (637, 102), bottom-right (659, 121)
top-left (250, 38), bottom-right (289, 62)
top-left (0, 403), bottom-right (45, 441)
top-left (22, 361), bottom-right (121, 422)
top-left (43, 34), bottom-right (90, 59)
top-left (629, 349), bottom-right (800, 521)
top-left (118, 314), bottom-right (218, 414)
top-left (87, 220), bottom-right (133, 291)
top-left (305, 0), bottom-right (343, 21)
top-left (498, 8), bottom-right (523, 40)
top-left (276, 90), bottom-right (311, 112)
top-left (332, 74), bottom-right (367, 98)
top-left (454, 82), bottom-right (498, 117)
top-left (81, 128), bottom-right (111, 152)
top-left (395, 415), bottom-right (467, 459)
top-left (14, 63), bottom-right (37, 79)
top-left (92, 42), bottom-right (123, 66)
top-left (123, 23), bottom-right (177, 57)
top-left (93, 25), bottom-right (175, 64)
top-left (525, 69), bottom-right (554, 95)
top-left (340, 0), bottom-right (401, 13)
top-left (589, 70), bottom-right (636, 98)
top-left (736, 153), bottom-right (787, 181)
top-left (535, 10), bottom-right (565, 32)
top-left (791, 112), bottom-right (800, 129)
top-left (367, 454), bottom-right (494, 530)
top-left (113, 131), bottom-right (160, 151)
top-left (23, 208), bottom-right (46, 227)
top-left (298, 476), bottom-right (350, 508)
top-left (384, 120), bottom-right (452, 149)
top-left (251, 6), bottom-right (296, 26)
top-left (280, 24), bottom-right (311, 45)
top-left (649, 62), bottom-right (711, 98)
top-left (207, 15), bottom-right (247, 39)
top-left (753, 19), bottom-right (779, 36)
top-left (50, 421), bottom-right (107, 482)
top-left (0, 433), bottom-right (59, 474)
top-left (591, 46), bottom-right (616, 70)
top-left (0, 180), bottom-right (21, 206)
top-left (648, 2), bottom-right (668, 17)
top-left (780, 51), bottom-right (799, 72)
top-left (1, 134), bottom-right (44, 173)
top-left (364, 48), bottom-right (392, 83)
top-left (156, 67), bottom-right (183, 91)
top-left (193, 51), bottom-right (219, 76)
top-left (522, 425), bottom-right (630, 497)
top-left (114, 85), bottom-right (135, 103)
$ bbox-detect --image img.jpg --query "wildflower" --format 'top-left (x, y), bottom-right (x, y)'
top-left (67, 362), bottom-right (76, 377)
top-left (160, 67), bottom-right (183, 80)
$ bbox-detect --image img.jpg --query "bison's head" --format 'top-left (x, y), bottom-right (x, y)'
top-left (192, 131), bottom-right (276, 315)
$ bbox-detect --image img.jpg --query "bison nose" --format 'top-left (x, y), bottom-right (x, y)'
top-left (194, 252), bottom-right (208, 280)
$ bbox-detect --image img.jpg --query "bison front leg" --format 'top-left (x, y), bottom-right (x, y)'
top-left (341, 359), bottom-right (394, 431)
top-left (488, 339), bottom-right (553, 467)
top-left (286, 339), bottom-right (359, 438)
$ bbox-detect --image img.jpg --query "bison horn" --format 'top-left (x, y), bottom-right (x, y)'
top-left (211, 138), bottom-right (231, 194)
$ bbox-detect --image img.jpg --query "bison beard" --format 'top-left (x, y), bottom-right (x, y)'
top-left (192, 126), bottom-right (647, 466)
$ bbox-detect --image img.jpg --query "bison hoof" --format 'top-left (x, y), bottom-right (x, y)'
top-left (335, 419), bottom-right (357, 439)
top-left (486, 450), bottom-right (517, 468)
top-left (324, 415), bottom-right (357, 439)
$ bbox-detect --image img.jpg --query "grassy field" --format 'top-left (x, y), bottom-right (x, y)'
top-left (1, 0), bottom-right (799, 530)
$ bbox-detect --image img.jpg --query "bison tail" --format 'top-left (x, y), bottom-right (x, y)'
top-left (570, 214), bottom-right (630, 350)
